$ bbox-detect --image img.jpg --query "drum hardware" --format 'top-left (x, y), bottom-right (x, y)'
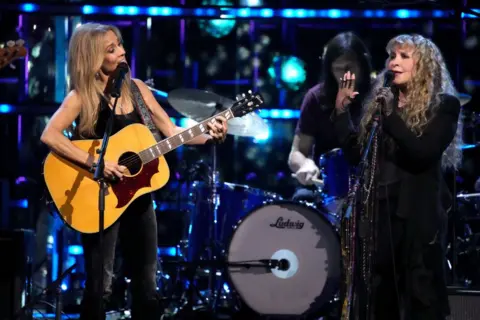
top-left (457, 193), bottom-right (480, 199)
top-left (167, 88), bottom-right (272, 316)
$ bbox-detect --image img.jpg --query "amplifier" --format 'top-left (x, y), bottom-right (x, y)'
top-left (447, 286), bottom-right (480, 320)
top-left (0, 229), bottom-right (35, 320)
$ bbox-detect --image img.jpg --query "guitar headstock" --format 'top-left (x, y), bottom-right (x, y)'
top-left (231, 90), bottom-right (264, 118)
top-left (0, 39), bottom-right (27, 70)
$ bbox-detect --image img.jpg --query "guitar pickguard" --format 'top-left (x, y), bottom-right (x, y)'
top-left (111, 158), bottom-right (159, 208)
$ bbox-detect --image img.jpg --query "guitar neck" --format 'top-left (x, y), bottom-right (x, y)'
top-left (138, 108), bottom-right (234, 163)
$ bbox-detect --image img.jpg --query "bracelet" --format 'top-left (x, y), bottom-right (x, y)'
top-left (88, 162), bottom-right (97, 173)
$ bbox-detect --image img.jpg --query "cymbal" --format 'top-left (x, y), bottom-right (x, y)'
top-left (459, 92), bottom-right (472, 106)
top-left (168, 88), bottom-right (268, 137)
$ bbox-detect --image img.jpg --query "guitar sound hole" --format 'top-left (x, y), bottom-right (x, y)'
top-left (118, 152), bottom-right (142, 176)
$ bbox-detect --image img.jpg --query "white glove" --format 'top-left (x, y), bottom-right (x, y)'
top-left (294, 158), bottom-right (320, 186)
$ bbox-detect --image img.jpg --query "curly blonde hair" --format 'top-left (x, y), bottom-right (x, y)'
top-left (358, 34), bottom-right (463, 169)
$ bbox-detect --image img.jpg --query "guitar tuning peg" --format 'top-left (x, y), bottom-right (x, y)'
top-left (7, 40), bottom-right (15, 47)
top-left (236, 94), bottom-right (242, 101)
top-left (242, 93), bottom-right (246, 97)
top-left (15, 39), bottom-right (25, 46)
top-left (248, 90), bottom-right (252, 94)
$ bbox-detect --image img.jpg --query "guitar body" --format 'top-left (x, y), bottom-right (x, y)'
top-left (43, 123), bottom-right (169, 233)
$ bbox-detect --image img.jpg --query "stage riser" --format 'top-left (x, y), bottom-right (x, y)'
top-left (447, 287), bottom-right (480, 320)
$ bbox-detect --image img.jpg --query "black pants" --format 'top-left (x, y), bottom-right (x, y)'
top-left (373, 196), bottom-right (447, 320)
top-left (79, 195), bottom-right (159, 320)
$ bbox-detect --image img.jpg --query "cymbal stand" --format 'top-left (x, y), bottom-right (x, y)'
top-left (208, 143), bottom-right (222, 312)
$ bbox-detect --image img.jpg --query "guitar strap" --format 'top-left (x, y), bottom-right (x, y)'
top-left (131, 81), bottom-right (163, 142)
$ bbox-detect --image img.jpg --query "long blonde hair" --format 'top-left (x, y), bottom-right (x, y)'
top-left (68, 22), bottom-right (133, 138)
top-left (359, 34), bottom-right (463, 169)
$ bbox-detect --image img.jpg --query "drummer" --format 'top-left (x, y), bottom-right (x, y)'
top-left (288, 32), bottom-right (372, 203)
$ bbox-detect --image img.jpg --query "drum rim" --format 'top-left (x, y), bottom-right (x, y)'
top-left (226, 200), bottom-right (341, 247)
top-left (223, 199), bottom-right (341, 317)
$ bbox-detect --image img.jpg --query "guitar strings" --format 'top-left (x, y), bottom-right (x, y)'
top-left (93, 101), bottom-right (252, 171)
top-left (104, 125), bottom-right (225, 169)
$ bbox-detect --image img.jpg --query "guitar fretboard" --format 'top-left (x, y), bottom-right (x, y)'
top-left (138, 108), bottom-right (234, 163)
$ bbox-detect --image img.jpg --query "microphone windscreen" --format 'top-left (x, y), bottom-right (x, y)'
top-left (383, 70), bottom-right (395, 87)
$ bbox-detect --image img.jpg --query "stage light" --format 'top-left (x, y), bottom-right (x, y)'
top-left (268, 56), bottom-right (307, 91)
top-left (157, 247), bottom-right (178, 256)
top-left (240, 0), bottom-right (263, 6)
top-left (260, 9), bottom-right (274, 17)
top-left (82, 5), bottom-right (96, 14)
top-left (68, 245), bottom-right (84, 255)
top-left (20, 3), bottom-right (38, 12)
top-left (395, 9), bottom-right (420, 18)
top-left (198, 0), bottom-right (236, 38)
top-left (11, 199), bottom-right (28, 208)
top-left (0, 104), bottom-right (13, 113)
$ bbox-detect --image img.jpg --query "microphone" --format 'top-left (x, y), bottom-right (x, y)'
top-left (383, 70), bottom-right (395, 88)
top-left (374, 70), bottom-right (395, 120)
top-left (109, 62), bottom-right (129, 98)
top-left (258, 259), bottom-right (290, 271)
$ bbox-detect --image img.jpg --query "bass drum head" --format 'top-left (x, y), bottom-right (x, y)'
top-left (226, 201), bottom-right (341, 317)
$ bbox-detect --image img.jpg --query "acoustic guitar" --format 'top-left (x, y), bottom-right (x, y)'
top-left (43, 91), bottom-right (264, 233)
top-left (0, 39), bottom-right (27, 70)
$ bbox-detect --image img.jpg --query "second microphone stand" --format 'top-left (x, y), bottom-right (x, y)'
top-left (342, 114), bottom-right (381, 320)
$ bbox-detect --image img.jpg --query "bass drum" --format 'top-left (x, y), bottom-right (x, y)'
top-left (226, 201), bottom-right (341, 317)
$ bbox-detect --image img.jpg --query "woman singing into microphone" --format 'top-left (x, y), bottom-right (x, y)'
top-left (334, 34), bottom-right (462, 320)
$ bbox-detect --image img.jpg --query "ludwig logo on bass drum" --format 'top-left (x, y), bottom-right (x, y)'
top-left (270, 217), bottom-right (304, 229)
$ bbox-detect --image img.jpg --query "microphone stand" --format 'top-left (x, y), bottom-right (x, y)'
top-left (342, 112), bottom-right (381, 320)
top-left (345, 114), bottom-right (381, 219)
top-left (92, 87), bottom-right (121, 320)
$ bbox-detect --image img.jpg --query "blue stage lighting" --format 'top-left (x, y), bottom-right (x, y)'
top-left (20, 3), bottom-right (38, 12)
top-left (0, 104), bottom-right (13, 113)
top-left (82, 5), bottom-right (96, 14)
top-left (268, 56), bottom-right (307, 91)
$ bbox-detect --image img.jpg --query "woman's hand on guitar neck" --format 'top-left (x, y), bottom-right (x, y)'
top-left (207, 116), bottom-right (228, 143)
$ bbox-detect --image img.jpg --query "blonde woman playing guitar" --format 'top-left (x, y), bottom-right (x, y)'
top-left (40, 23), bottom-right (230, 320)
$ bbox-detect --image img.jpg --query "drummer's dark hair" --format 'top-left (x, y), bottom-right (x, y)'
top-left (320, 32), bottom-right (372, 109)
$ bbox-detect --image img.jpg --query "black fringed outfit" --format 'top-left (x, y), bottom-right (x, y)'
top-left (334, 93), bottom-right (460, 320)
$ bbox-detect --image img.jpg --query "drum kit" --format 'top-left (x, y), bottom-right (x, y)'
top-left (134, 88), bottom-right (350, 320)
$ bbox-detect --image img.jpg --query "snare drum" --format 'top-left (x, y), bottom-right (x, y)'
top-left (226, 201), bottom-right (341, 317)
top-left (184, 181), bottom-right (282, 261)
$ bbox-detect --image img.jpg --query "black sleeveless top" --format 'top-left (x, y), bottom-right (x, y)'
top-left (73, 98), bottom-right (143, 140)
top-left (93, 100), bottom-right (143, 138)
